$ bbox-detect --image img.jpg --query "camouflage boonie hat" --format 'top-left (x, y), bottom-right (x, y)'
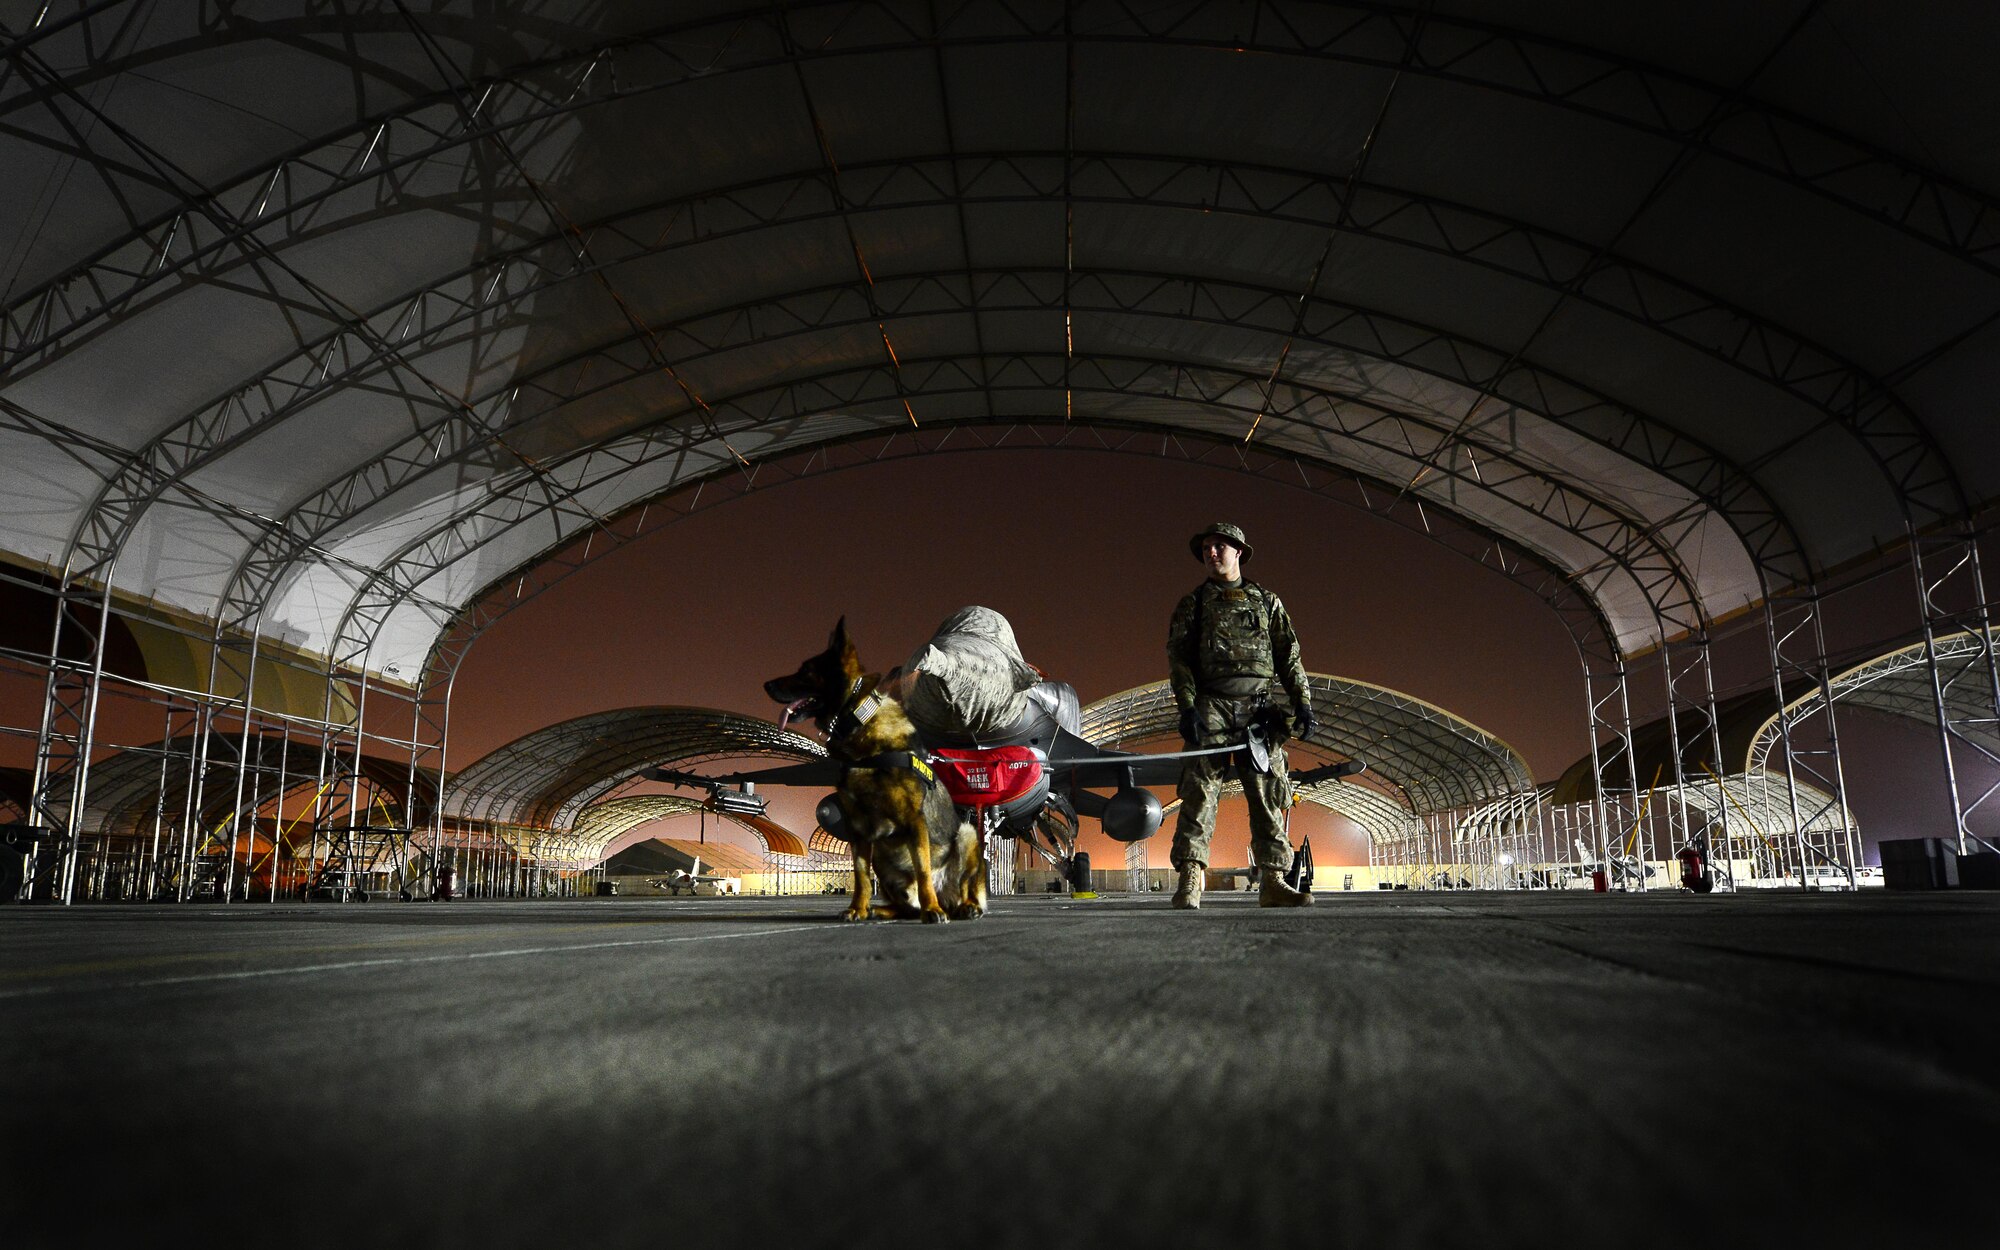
top-left (1189, 521), bottom-right (1253, 563)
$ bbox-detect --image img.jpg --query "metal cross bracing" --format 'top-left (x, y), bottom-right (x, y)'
top-left (254, 247), bottom-right (1752, 608)
top-left (1753, 627), bottom-right (2000, 858)
top-left (11, 1), bottom-right (2000, 375)
top-left (1908, 548), bottom-right (2000, 855)
top-left (16, 138), bottom-right (1871, 638)
top-left (1531, 771), bottom-right (1853, 892)
top-left (262, 324), bottom-right (1704, 652)
top-left (312, 352), bottom-right (1704, 692)
top-left (15, 342), bottom-right (1752, 896)
top-left (1164, 774), bottom-right (1419, 848)
top-left (1651, 631), bottom-right (1729, 882)
top-left (438, 707), bottom-right (824, 831)
top-left (282, 320), bottom-right (1720, 632)
top-left (7, 148), bottom-right (1920, 571)
top-left (1753, 587), bottom-right (1860, 883)
top-left (1078, 675), bottom-right (1533, 819)
top-left (0, 26), bottom-right (1968, 808)
top-left (570, 795), bottom-right (809, 869)
top-left (1577, 655), bottom-right (1634, 870)
top-left (1715, 771), bottom-right (1854, 889)
top-left (25, 714), bottom-right (422, 903)
top-left (176, 256), bottom-right (1800, 644)
top-left (219, 326), bottom-right (1712, 872)
top-left (19, 143), bottom-right (1873, 879)
top-left (1448, 788), bottom-right (1557, 891)
top-left (17, 10), bottom-right (1998, 892)
top-left (6, 43), bottom-right (573, 906)
top-left (0, 132), bottom-right (1920, 648)
top-left (357, 418), bottom-right (1619, 857)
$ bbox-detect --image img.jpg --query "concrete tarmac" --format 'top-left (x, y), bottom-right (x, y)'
top-left (4, 889), bottom-right (1998, 1249)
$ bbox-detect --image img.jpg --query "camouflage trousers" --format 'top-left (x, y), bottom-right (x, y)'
top-left (1171, 695), bottom-right (1293, 871)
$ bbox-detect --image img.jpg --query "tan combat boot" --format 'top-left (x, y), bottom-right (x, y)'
top-left (1172, 863), bottom-right (1205, 910)
top-left (1259, 869), bottom-right (1314, 908)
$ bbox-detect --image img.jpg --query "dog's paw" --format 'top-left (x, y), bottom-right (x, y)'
top-left (921, 908), bottom-right (949, 924)
top-left (948, 902), bottom-right (986, 920)
top-left (840, 906), bottom-right (869, 922)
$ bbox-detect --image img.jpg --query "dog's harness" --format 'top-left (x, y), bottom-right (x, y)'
top-left (825, 675), bottom-right (938, 789)
top-left (845, 750), bottom-right (937, 787)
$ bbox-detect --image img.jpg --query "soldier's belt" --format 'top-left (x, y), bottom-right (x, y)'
top-left (1199, 678), bottom-right (1274, 698)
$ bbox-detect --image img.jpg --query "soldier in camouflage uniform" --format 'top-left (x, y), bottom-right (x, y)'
top-left (1166, 522), bottom-right (1317, 909)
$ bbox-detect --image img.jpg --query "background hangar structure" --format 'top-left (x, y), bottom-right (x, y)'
top-left (4, 1), bottom-right (2000, 901)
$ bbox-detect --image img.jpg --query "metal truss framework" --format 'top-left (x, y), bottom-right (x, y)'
top-left (439, 707), bottom-right (824, 830)
top-left (1078, 674), bottom-right (1533, 817)
top-left (1380, 767), bottom-right (1856, 894)
top-left (1188, 775), bottom-right (1420, 848)
top-left (28, 713), bottom-right (426, 904)
top-left (1752, 628), bottom-right (2000, 855)
top-left (568, 795), bottom-right (809, 869)
top-left (12, 2), bottom-right (2000, 371)
top-left (7, 2), bottom-right (1998, 900)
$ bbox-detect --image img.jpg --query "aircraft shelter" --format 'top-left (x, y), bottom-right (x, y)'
top-left (5, 3), bottom-right (2000, 901)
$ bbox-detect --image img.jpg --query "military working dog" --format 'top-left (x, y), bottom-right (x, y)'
top-left (765, 619), bottom-right (986, 922)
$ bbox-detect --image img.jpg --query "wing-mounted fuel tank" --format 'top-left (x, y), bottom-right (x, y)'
top-left (1098, 785), bottom-right (1164, 842)
top-left (1067, 761), bottom-right (1166, 843)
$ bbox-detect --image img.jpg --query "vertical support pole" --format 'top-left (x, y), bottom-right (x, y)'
top-left (29, 575), bottom-right (116, 903)
top-left (1909, 531), bottom-right (2000, 856)
top-left (1659, 634), bottom-right (1725, 871)
top-left (1580, 651), bottom-right (1639, 891)
top-left (1763, 586), bottom-right (1854, 887)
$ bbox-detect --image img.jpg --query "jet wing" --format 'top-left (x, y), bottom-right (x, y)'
top-left (1290, 758), bottom-right (1367, 786)
top-left (644, 760), bottom-right (842, 789)
top-left (1045, 728), bottom-right (1242, 791)
top-left (1068, 787), bottom-right (1109, 820)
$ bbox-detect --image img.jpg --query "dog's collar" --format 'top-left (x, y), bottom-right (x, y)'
top-left (823, 675), bottom-right (885, 744)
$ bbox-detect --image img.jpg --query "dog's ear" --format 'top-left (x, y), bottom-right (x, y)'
top-left (830, 616), bottom-right (861, 675)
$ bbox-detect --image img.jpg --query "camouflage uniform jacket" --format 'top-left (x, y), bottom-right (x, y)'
top-left (1167, 579), bottom-right (1310, 712)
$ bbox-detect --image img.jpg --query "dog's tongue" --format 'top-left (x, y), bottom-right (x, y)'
top-left (778, 697), bottom-right (812, 733)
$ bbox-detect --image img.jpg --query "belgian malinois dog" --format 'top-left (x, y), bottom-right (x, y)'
top-left (764, 619), bottom-right (986, 922)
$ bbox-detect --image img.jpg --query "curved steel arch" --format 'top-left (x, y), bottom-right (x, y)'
top-left (1294, 779), bottom-right (1420, 846)
top-left (1172, 775), bottom-right (1418, 846)
top-left (376, 420), bottom-right (1617, 849)
top-left (1079, 675), bottom-right (1532, 817)
top-left (11, 1), bottom-right (1998, 387)
top-left (33, 148), bottom-right (1907, 593)
top-left (311, 347), bottom-right (1707, 680)
top-left (569, 795), bottom-right (807, 864)
top-left (15, 2), bottom-right (1994, 898)
top-left (138, 264), bottom-right (1777, 708)
top-left (339, 252), bottom-right (1815, 579)
top-left (409, 418), bottom-right (1613, 690)
top-left (1749, 629), bottom-right (2000, 852)
top-left (1751, 629), bottom-right (2000, 763)
top-left (164, 310), bottom-right (1730, 882)
top-left (439, 706), bottom-right (823, 830)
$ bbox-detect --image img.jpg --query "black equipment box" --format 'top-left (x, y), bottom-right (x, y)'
top-left (1878, 837), bottom-right (1960, 889)
top-left (1959, 850), bottom-right (2000, 890)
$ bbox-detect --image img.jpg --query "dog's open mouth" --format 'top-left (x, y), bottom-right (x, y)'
top-left (777, 696), bottom-right (814, 733)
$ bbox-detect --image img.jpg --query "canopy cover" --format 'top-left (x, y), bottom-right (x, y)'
top-left (902, 605), bottom-right (1043, 742)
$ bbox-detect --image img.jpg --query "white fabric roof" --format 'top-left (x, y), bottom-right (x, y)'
top-left (6, 2), bottom-right (1999, 682)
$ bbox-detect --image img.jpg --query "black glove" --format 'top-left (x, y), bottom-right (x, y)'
top-left (1178, 708), bottom-right (1200, 749)
top-left (1292, 699), bottom-right (1317, 741)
